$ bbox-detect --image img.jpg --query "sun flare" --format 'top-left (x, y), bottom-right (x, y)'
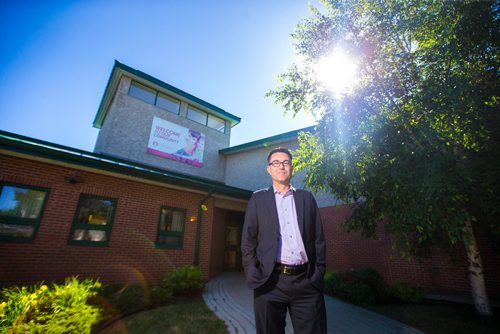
top-left (316, 49), bottom-right (358, 95)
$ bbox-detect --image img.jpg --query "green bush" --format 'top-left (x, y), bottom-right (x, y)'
top-left (91, 283), bottom-right (173, 331)
top-left (150, 285), bottom-right (173, 306)
top-left (387, 281), bottom-right (423, 303)
top-left (98, 283), bottom-right (172, 317)
top-left (161, 265), bottom-right (204, 297)
top-left (0, 277), bottom-right (102, 333)
top-left (324, 268), bottom-right (387, 306)
top-left (101, 284), bottom-right (150, 316)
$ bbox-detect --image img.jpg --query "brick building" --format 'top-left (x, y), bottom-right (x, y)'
top-left (1, 61), bottom-right (498, 300)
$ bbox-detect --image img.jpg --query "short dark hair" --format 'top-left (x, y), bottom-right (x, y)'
top-left (188, 129), bottom-right (202, 140)
top-left (267, 147), bottom-right (292, 162)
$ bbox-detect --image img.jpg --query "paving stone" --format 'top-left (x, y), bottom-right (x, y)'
top-left (203, 272), bottom-right (424, 334)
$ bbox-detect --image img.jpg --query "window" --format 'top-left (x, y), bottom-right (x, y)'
top-left (156, 92), bottom-right (180, 114)
top-left (187, 107), bottom-right (207, 125)
top-left (68, 194), bottom-right (117, 246)
top-left (128, 80), bottom-right (228, 133)
top-left (156, 207), bottom-right (186, 248)
top-left (129, 81), bottom-right (156, 105)
top-left (0, 184), bottom-right (49, 242)
top-left (207, 114), bottom-right (226, 133)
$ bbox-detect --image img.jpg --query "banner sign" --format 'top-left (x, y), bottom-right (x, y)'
top-left (147, 117), bottom-right (205, 167)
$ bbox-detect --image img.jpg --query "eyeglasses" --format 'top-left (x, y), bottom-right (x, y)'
top-left (268, 160), bottom-right (292, 168)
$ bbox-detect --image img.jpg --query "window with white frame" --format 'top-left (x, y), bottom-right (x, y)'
top-left (129, 80), bottom-right (227, 133)
top-left (156, 92), bottom-right (180, 114)
top-left (187, 106), bottom-right (207, 125)
top-left (207, 114), bottom-right (226, 133)
top-left (129, 81), bottom-right (156, 105)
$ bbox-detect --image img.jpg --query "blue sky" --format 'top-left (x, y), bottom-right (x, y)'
top-left (0, 0), bottom-right (320, 151)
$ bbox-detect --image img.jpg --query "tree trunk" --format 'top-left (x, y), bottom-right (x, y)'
top-left (464, 219), bottom-right (493, 316)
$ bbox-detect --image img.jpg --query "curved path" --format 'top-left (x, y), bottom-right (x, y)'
top-left (203, 272), bottom-right (424, 334)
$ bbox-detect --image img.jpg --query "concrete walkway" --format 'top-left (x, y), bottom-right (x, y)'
top-left (203, 272), bottom-right (424, 334)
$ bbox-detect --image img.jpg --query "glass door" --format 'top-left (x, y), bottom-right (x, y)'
top-left (224, 225), bottom-right (242, 271)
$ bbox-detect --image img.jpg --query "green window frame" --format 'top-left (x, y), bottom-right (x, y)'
top-left (156, 206), bottom-right (186, 249)
top-left (0, 183), bottom-right (49, 242)
top-left (68, 194), bottom-right (117, 247)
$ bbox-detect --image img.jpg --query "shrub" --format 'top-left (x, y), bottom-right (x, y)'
top-left (162, 265), bottom-right (204, 297)
top-left (0, 277), bottom-right (102, 333)
top-left (324, 268), bottom-right (387, 305)
top-left (98, 282), bottom-right (172, 315)
top-left (101, 284), bottom-right (150, 316)
top-left (92, 283), bottom-right (173, 331)
top-left (387, 281), bottom-right (423, 303)
top-left (150, 285), bottom-right (173, 306)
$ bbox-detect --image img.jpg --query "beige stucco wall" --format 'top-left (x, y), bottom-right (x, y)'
top-left (93, 73), bottom-right (338, 207)
top-left (94, 76), bottom-right (229, 181)
top-left (223, 138), bottom-right (338, 208)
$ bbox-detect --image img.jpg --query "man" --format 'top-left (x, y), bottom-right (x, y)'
top-left (241, 147), bottom-right (327, 333)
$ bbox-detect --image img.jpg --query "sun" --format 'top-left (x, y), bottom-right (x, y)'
top-left (316, 49), bottom-right (358, 95)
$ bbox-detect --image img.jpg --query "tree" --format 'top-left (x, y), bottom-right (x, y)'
top-left (268, 0), bottom-right (499, 316)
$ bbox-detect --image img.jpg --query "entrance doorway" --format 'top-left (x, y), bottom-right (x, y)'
top-left (224, 211), bottom-right (244, 271)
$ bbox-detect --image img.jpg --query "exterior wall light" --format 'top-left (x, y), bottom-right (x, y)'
top-left (64, 175), bottom-right (83, 184)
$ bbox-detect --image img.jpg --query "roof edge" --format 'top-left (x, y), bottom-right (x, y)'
top-left (220, 125), bottom-right (316, 155)
top-left (93, 61), bottom-right (122, 128)
top-left (0, 130), bottom-right (251, 199)
top-left (93, 60), bottom-right (241, 129)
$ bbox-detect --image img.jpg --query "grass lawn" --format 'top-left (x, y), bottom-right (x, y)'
top-left (367, 301), bottom-right (500, 334)
top-left (95, 293), bottom-right (500, 334)
top-left (97, 297), bottom-right (227, 334)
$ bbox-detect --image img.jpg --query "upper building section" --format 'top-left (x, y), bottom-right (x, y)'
top-left (220, 126), bottom-right (338, 208)
top-left (93, 61), bottom-right (241, 182)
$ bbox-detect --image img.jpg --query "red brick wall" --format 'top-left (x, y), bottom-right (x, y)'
top-left (3, 153), bottom-right (498, 299)
top-left (0, 154), bottom-right (215, 286)
top-left (320, 205), bottom-right (500, 298)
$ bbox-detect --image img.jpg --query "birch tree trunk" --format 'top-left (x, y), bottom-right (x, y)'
top-left (464, 219), bottom-right (493, 316)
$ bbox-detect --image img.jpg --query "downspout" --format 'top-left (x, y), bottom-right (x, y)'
top-left (193, 190), bottom-right (213, 266)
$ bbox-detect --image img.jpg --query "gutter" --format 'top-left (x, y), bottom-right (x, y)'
top-left (0, 130), bottom-right (252, 200)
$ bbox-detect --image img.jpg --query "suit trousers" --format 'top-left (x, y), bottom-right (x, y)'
top-left (253, 269), bottom-right (327, 334)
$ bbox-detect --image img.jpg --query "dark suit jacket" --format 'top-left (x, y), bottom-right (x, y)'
top-left (241, 186), bottom-right (326, 290)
